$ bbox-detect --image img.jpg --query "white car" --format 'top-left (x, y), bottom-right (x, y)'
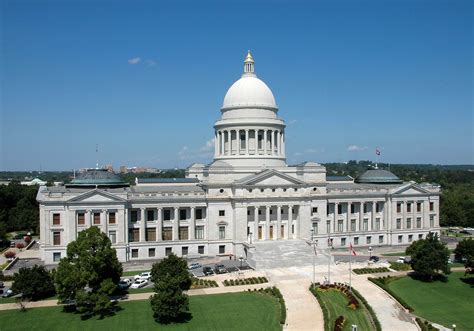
top-left (396, 257), bottom-right (406, 263)
top-left (118, 278), bottom-right (132, 289)
top-left (130, 279), bottom-right (148, 289)
top-left (134, 272), bottom-right (152, 281)
top-left (188, 263), bottom-right (202, 270)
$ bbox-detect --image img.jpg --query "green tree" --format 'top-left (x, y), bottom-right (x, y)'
top-left (54, 226), bottom-right (122, 317)
top-left (406, 233), bottom-right (450, 280)
top-left (11, 265), bottom-right (55, 301)
top-left (453, 238), bottom-right (474, 274)
top-left (150, 253), bottom-right (192, 323)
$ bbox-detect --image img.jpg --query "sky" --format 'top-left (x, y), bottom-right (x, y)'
top-left (1, 0), bottom-right (472, 171)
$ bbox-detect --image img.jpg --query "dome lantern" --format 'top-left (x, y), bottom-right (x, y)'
top-left (243, 50), bottom-right (255, 76)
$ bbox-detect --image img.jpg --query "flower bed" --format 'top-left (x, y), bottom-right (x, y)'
top-left (353, 267), bottom-right (390, 275)
top-left (191, 278), bottom-right (218, 289)
top-left (223, 276), bottom-right (268, 287)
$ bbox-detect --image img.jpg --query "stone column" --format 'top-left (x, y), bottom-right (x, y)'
top-left (358, 201), bottom-right (363, 231)
top-left (190, 207), bottom-right (195, 240)
top-left (226, 130), bottom-right (231, 156)
top-left (371, 202), bottom-right (376, 231)
top-left (220, 131), bottom-right (224, 155)
top-left (86, 210), bottom-right (92, 227)
top-left (140, 208), bottom-right (146, 242)
top-left (334, 202), bottom-right (338, 232)
top-left (215, 131), bottom-right (218, 157)
top-left (254, 206), bottom-right (259, 241)
top-left (288, 205), bottom-right (293, 239)
top-left (101, 209), bottom-right (107, 233)
top-left (236, 130), bottom-right (240, 155)
top-left (281, 131), bottom-right (285, 156)
top-left (263, 130), bottom-right (267, 155)
top-left (173, 207), bottom-right (179, 241)
top-left (245, 130), bottom-right (249, 155)
top-left (124, 209), bottom-right (129, 243)
top-left (265, 206), bottom-right (270, 240)
top-left (402, 202), bottom-right (406, 229)
top-left (156, 208), bottom-right (162, 241)
top-left (347, 202), bottom-right (351, 232)
top-left (270, 130), bottom-right (274, 155)
top-left (277, 130), bottom-right (281, 155)
top-left (277, 205), bottom-right (281, 240)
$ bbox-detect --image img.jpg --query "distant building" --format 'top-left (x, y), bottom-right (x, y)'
top-left (37, 52), bottom-right (440, 264)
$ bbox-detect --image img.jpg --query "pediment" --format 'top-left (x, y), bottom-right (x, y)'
top-left (68, 189), bottom-right (126, 203)
top-left (393, 184), bottom-right (430, 195)
top-left (237, 169), bottom-right (305, 186)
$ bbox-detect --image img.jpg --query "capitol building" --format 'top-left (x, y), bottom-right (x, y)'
top-left (37, 52), bottom-right (440, 265)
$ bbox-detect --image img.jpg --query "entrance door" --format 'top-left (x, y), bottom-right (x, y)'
top-left (269, 226), bottom-right (274, 240)
top-left (281, 225), bottom-right (285, 239)
top-left (258, 226), bottom-right (263, 240)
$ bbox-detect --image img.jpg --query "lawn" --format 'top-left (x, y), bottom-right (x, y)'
top-left (314, 288), bottom-right (374, 331)
top-left (388, 272), bottom-right (474, 330)
top-left (122, 270), bottom-right (148, 277)
top-left (0, 292), bottom-right (282, 331)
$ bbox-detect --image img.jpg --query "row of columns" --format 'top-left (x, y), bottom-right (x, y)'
top-left (249, 205), bottom-right (297, 241)
top-left (215, 128), bottom-right (284, 157)
top-left (331, 201), bottom-right (383, 233)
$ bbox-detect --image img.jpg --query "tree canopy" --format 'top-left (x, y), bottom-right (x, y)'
top-left (454, 238), bottom-right (474, 274)
top-left (54, 226), bottom-right (122, 317)
top-left (11, 265), bottom-right (55, 301)
top-left (406, 233), bottom-right (450, 280)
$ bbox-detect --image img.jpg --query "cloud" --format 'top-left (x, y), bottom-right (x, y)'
top-left (128, 57), bottom-right (141, 64)
top-left (288, 119), bottom-right (297, 126)
top-left (199, 138), bottom-right (215, 153)
top-left (347, 145), bottom-right (368, 152)
top-left (145, 59), bottom-right (156, 67)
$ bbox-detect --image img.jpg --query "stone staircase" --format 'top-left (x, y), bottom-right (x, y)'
top-left (247, 239), bottom-right (332, 269)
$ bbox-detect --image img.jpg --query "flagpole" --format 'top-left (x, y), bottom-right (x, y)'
top-left (349, 241), bottom-right (352, 292)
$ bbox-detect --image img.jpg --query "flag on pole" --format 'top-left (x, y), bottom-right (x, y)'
top-left (349, 243), bottom-right (357, 256)
top-left (375, 148), bottom-right (381, 156)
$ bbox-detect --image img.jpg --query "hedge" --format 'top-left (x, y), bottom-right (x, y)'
top-left (249, 287), bottom-right (286, 325)
top-left (415, 317), bottom-right (439, 331)
top-left (368, 276), bottom-right (414, 311)
top-left (223, 276), bottom-right (268, 287)
top-left (353, 267), bottom-right (390, 275)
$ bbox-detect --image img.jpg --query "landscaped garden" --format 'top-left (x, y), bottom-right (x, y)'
top-left (386, 272), bottom-right (474, 330)
top-left (352, 267), bottom-right (389, 275)
top-left (310, 283), bottom-right (380, 331)
top-left (223, 276), bottom-right (268, 286)
top-left (0, 292), bottom-right (283, 331)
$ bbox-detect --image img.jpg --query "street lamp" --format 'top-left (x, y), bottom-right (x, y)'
top-left (125, 243), bottom-right (130, 262)
top-left (452, 324), bottom-right (456, 331)
top-left (310, 229), bottom-right (316, 289)
top-left (368, 246), bottom-right (373, 259)
top-left (239, 255), bottom-right (244, 269)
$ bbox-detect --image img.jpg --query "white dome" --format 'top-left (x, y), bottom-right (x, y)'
top-left (222, 76), bottom-right (277, 110)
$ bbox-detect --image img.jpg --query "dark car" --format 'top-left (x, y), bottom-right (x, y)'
top-left (369, 256), bottom-right (380, 263)
top-left (214, 264), bottom-right (227, 274)
top-left (202, 266), bottom-right (213, 276)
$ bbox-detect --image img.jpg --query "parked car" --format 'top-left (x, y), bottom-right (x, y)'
top-left (369, 256), bottom-right (380, 263)
top-left (130, 279), bottom-right (148, 289)
top-left (1, 289), bottom-right (13, 298)
top-left (134, 272), bottom-right (152, 281)
top-left (188, 262), bottom-right (202, 270)
top-left (396, 257), bottom-right (407, 263)
top-left (10, 242), bottom-right (16, 248)
top-left (214, 264), bottom-right (227, 274)
top-left (202, 266), bottom-right (213, 276)
top-left (118, 278), bottom-right (132, 289)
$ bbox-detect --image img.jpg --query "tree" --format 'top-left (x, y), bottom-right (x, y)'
top-left (54, 226), bottom-right (122, 317)
top-left (150, 253), bottom-right (192, 323)
top-left (11, 265), bottom-right (55, 301)
top-left (453, 238), bottom-right (474, 274)
top-left (4, 250), bottom-right (16, 259)
top-left (406, 233), bottom-right (450, 280)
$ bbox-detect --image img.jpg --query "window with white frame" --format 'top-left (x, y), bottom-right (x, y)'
top-left (108, 230), bottom-right (117, 244)
top-left (195, 226), bottom-right (204, 239)
top-left (219, 226), bottom-right (226, 239)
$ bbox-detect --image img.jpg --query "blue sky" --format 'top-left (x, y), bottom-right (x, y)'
top-left (1, 0), bottom-right (472, 171)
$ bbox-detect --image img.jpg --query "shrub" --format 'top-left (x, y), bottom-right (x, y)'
top-left (4, 250), bottom-right (15, 259)
top-left (12, 265), bottom-right (55, 301)
top-left (334, 315), bottom-right (345, 331)
top-left (389, 262), bottom-right (411, 271)
top-left (23, 236), bottom-right (32, 244)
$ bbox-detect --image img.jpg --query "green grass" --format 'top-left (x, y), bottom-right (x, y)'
top-left (122, 270), bottom-right (148, 277)
top-left (315, 288), bottom-right (374, 331)
top-left (0, 292), bottom-right (282, 331)
top-left (381, 252), bottom-right (406, 256)
top-left (388, 272), bottom-right (474, 330)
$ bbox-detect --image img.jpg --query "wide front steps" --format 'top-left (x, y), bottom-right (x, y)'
top-left (247, 239), bottom-right (331, 269)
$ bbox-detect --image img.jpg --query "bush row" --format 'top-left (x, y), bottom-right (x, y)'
top-left (246, 287), bottom-right (286, 325)
top-left (353, 267), bottom-right (390, 275)
top-left (415, 318), bottom-right (439, 331)
top-left (191, 278), bottom-right (218, 288)
top-left (389, 262), bottom-right (411, 271)
top-left (368, 276), bottom-right (413, 311)
top-left (223, 276), bottom-right (268, 287)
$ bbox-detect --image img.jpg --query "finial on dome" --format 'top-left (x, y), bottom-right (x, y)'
top-left (243, 50), bottom-right (255, 75)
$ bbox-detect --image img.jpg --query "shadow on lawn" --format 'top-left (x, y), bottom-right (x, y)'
top-left (155, 312), bottom-right (193, 325)
top-left (62, 303), bottom-right (123, 320)
top-left (460, 276), bottom-right (474, 287)
top-left (408, 272), bottom-right (448, 283)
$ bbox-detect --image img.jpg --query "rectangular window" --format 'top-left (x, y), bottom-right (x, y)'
top-left (312, 207), bottom-right (318, 214)
top-left (418, 234), bottom-right (423, 240)
top-left (149, 248), bottom-right (155, 257)
top-left (131, 249), bottom-right (138, 258)
top-left (147, 210), bottom-right (154, 222)
top-left (77, 213), bottom-right (85, 225)
top-left (219, 226), bottom-right (226, 239)
top-left (351, 204), bottom-right (355, 214)
top-left (312, 222), bottom-right (318, 235)
top-left (397, 203), bottom-right (402, 213)
top-left (182, 246), bottom-right (188, 256)
top-left (146, 228), bottom-right (156, 241)
top-left (429, 202), bottom-right (434, 211)
top-left (130, 210), bottom-right (138, 222)
top-left (219, 245), bottom-right (225, 254)
top-left (179, 209), bottom-right (187, 220)
top-left (109, 212), bottom-right (116, 224)
top-left (337, 220), bottom-right (343, 232)
top-left (195, 226), bottom-right (204, 239)
top-left (196, 208), bottom-right (203, 219)
top-left (379, 235), bottom-right (384, 244)
top-left (363, 218), bottom-right (368, 231)
top-left (354, 237), bottom-right (359, 245)
top-left (341, 238), bottom-right (346, 246)
top-left (366, 236), bottom-right (372, 245)
top-left (398, 235), bottom-right (403, 243)
top-left (219, 210), bottom-right (225, 217)
top-left (337, 204), bottom-right (342, 215)
top-left (408, 235), bottom-right (413, 242)
top-left (198, 245), bottom-right (204, 254)
top-left (128, 229), bottom-right (139, 242)
top-left (53, 231), bottom-right (61, 245)
top-left (406, 218), bottom-right (412, 229)
top-left (430, 215), bottom-right (434, 227)
top-left (179, 226), bottom-right (188, 240)
top-left (162, 227), bottom-right (172, 241)
top-left (108, 230), bottom-right (117, 244)
top-left (417, 202), bottom-right (422, 212)
top-left (416, 217), bottom-right (422, 228)
top-left (163, 209), bottom-right (171, 221)
top-left (350, 219), bottom-right (356, 232)
top-left (396, 218), bottom-right (401, 230)
top-left (326, 220), bottom-right (331, 233)
top-left (375, 203), bottom-right (380, 213)
top-left (407, 203), bottom-right (412, 213)
top-left (375, 218), bottom-right (380, 230)
top-left (53, 252), bottom-right (61, 262)
top-left (53, 213), bottom-right (60, 225)
top-left (240, 135), bottom-right (245, 149)
top-left (363, 203), bottom-right (368, 213)
top-left (93, 213), bottom-right (101, 225)
top-left (165, 247), bottom-right (172, 256)
top-left (327, 203), bottom-right (330, 216)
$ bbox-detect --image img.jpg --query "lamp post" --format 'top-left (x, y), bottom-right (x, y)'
top-left (126, 243), bottom-right (130, 262)
top-left (327, 230), bottom-right (331, 284)
top-left (239, 255), bottom-right (244, 269)
top-left (310, 228), bottom-right (316, 289)
top-left (452, 324), bottom-right (456, 331)
top-left (249, 231), bottom-right (253, 245)
top-left (368, 246), bottom-right (373, 259)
